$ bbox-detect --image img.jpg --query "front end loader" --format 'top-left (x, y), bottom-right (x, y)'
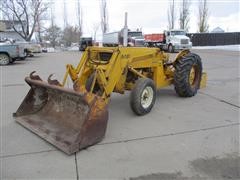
top-left (14, 47), bottom-right (207, 154)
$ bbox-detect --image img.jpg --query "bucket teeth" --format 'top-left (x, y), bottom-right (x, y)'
top-left (30, 71), bottom-right (42, 81)
top-left (47, 74), bottom-right (61, 86)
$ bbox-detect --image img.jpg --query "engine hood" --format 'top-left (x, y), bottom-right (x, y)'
top-left (131, 36), bottom-right (144, 41)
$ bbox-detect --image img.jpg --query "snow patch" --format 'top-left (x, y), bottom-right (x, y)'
top-left (193, 45), bottom-right (240, 52)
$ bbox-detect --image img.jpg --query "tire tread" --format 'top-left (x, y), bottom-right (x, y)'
top-left (174, 53), bottom-right (202, 97)
top-left (130, 78), bottom-right (156, 115)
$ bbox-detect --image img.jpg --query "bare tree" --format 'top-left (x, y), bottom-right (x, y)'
top-left (100, 0), bottom-right (108, 33)
top-left (76, 0), bottom-right (83, 38)
top-left (168, 0), bottom-right (175, 29)
top-left (92, 23), bottom-right (100, 43)
top-left (179, 0), bottom-right (190, 31)
top-left (62, 26), bottom-right (81, 47)
top-left (0, 0), bottom-right (49, 41)
top-left (36, 14), bottom-right (42, 43)
top-left (44, 25), bottom-right (61, 48)
top-left (198, 0), bottom-right (209, 32)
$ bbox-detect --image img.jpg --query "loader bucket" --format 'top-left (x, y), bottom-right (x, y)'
top-left (13, 76), bottom-right (108, 155)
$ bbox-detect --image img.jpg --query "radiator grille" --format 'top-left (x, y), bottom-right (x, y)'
top-left (181, 39), bottom-right (189, 44)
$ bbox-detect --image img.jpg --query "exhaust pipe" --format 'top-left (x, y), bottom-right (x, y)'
top-left (123, 12), bottom-right (128, 47)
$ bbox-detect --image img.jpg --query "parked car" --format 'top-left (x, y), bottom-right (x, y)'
top-left (14, 41), bottom-right (34, 57)
top-left (0, 43), bottom-right (19, 65)
top-left (42, 47), bottom-right (48, 53)
top-left (1, 39), bottom-right (28, 60)
top-left (28, 43), bottom-right (41, 53)
top-left (14, 41), bottom-right (28, 59)
top-left (33, 43), bottom-right (42, 53)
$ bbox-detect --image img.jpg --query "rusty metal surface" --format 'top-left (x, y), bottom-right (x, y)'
top-left (29, 71), bottom-right (42, 81)
top-left (14, 75), bottom-right (108, 155)
top-left (47, 74), bottom-right (62, 86)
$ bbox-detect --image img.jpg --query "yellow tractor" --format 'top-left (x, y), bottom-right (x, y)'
top-left (14, 47), bottom-right (207, 154)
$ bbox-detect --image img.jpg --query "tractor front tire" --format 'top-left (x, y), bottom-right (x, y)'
top-left (174, 53), bottom-right (202, 97)
top-left (130, 78), bottom-right (156, 116)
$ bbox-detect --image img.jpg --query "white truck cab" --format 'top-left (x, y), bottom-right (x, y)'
top-left (164, 29), bottom-right (192, 52)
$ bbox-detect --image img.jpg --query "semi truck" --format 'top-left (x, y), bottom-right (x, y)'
top-left (102, 30), bottom-right (145, 47)
top-left (79, 37), bottom-right (93, 51)
top-left (144, 29), bottom-right (192, 53)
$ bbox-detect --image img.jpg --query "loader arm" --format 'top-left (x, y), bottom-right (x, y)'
top-left (65, 47), bottom-right (131, 102)
top-left (62, 49), bottom-right (89, 86)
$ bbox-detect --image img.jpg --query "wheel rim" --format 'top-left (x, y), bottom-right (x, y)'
top-left (189, 65), bottom-right (199, 88)
top-left (0, 54), bottom-right (9, 65)
top-left (141, 86), bottom-right (154, 109)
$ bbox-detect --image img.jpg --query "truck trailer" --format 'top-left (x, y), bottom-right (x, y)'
top-left (103, 30), bottom-right (145, 47)
top-left (144, 29), bottom-right (192, 53)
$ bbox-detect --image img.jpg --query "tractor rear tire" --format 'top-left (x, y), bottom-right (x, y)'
top-left (174, 53), bottom-right (202, 97)
top-left (130, 78), bottom-right (156, 115)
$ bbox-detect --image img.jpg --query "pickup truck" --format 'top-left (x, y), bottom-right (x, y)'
top-left (0, 43), bottom-right (19, 65)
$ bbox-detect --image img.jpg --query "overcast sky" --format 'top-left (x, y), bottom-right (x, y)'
top-left (51, 0), bottom-right (239, 38)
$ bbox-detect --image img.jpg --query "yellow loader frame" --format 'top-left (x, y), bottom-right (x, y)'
top-left (14, 46), bottom-right (206, 154)
top-left (62, 47), bottom-right (206, 104)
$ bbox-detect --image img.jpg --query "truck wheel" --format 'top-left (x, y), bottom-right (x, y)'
top-left (85, 73), bottom-right (101, 94)
top-left (168, 44), bottom-right (174, 53)
top-left (174, 53), bottom-right (202, 97)
top-left (82, 44), bottom-right (87, 51)
top-left (0, 53), bottom-right (10, 65)
top-left (130, 78), bottom-right (156, 115)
